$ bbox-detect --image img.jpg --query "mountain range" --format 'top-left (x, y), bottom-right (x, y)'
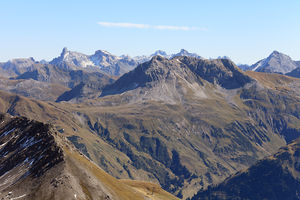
top-left (49, 47), bottom-right (139, 76)
top-left (1, 49), bottom-right (300, 199)
top-left (1, 48), bottom-right (203, 78)
top-left (0, 48), bottom-right (204, 102)
top-left (2, 48), bottom-right (299, 81)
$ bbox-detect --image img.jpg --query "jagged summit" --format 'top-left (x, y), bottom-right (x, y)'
top-left (100, 56), bottom-right (252, 98)
top-left (93, 49), bottom-right (112, 56)
top-left (50, 48), bottom-right (94, 69)
top-left (177, 56), bottom-right (252, 88)
top-left (249, 50), bottom-right (298, 74)
top-left (151, 50), bottom-right (168, 57)
top-left (171, 49), bottom-right (202, 59)
top-left (100, 55), bottom-right (170, 97)
top-left (0, 48), bottom-right (204, 78)
top-left (177, 49), bottom-right (190, 56)
top-left (90, 49), bottom-right (121, 67)
top-left (270, 50), bottom-right (280, 55)
top-left (61, 47), bottom-right (68, 55)
top-left (180, 49), bottom-right (188, 53)
top-left (49, 48), bottom-right (137, 75)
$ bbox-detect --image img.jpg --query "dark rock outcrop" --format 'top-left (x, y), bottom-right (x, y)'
top-left (0, 114), bottom-right (63, 178)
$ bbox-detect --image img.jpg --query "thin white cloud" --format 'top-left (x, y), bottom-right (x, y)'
top-left (98, 21), bottom-right (206, 31)
top-left (154, 25), bottom-right (196, 31)
top-left (98, 22), bottom-right (150, 29)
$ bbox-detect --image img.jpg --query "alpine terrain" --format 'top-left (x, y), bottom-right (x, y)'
top-left (0, 113), bottom-right (178, 200)
top-left (1, 53), bottom-right (300, 198)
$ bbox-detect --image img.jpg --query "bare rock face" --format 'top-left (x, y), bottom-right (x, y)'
top-left (0, 114), bottom-right (64, 178)
top-left (0, 114), bottom-right (65, 199)
top-left (100, 56), bottom-right (252, 97)
top-left (50, 48), bottom-right (138, 76)
top-left (0, 113), bottom-right (177, 200)
top-left (0, 58), bottom-right (36, 77)
top-left (178, 56), bottom-right (252, 89)
top-left (249, 51), bottom-right (298, 74)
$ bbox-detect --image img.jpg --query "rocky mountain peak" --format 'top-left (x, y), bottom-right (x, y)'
top-left (46, 48), bottom-right (138, 75)
top-left (93, 49), bottom-right (112, 56)
top-left (249, 50), bottom-right (298, 74)
top-left (172, 49), bottom-right (202, 59)
top-left (150, 54), bottom-right (167, 62)
top-left (270, 50), bottom-right (280, 56)
top-left (100, 56), bottom-right (252, 97)
top-left (177, 57), bottom-right (252, 89)
top-left (151, 50), bottom-right (168, 57)
top-left (57, 47), bottom-right (71, 60)
top-left (268, 50), bottom-right (290, 60)
top-left (61, 47), bottom-right (68, 56)
top-left (89, 50), bottom-right (120, 68)
top-left (179, 49), bottom-right (188, 54)
top-left (50, 48), bottom-right (94, 69)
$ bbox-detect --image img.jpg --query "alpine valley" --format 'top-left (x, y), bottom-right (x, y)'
top-left (1, 48), bottom-right (300, 200)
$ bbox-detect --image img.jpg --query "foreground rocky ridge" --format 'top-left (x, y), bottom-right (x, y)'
top-left (0, 113), bottom-right (178, 200)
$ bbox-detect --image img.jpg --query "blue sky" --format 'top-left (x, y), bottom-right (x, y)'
top-left (0, 0), bottom-right (299, 64)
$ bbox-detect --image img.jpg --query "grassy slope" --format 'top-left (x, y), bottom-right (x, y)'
top-left (1, 72), bottom-right (300, 198)
top-left (65, 147), bottom-right (178, 200)
top-left (0, 113), bottom-right (177, 200)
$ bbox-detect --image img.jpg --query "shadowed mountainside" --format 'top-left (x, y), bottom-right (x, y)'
top-left (0, 113), bottom-right (178, 200)
top-left (191, 137), bottom-right (300, 200)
